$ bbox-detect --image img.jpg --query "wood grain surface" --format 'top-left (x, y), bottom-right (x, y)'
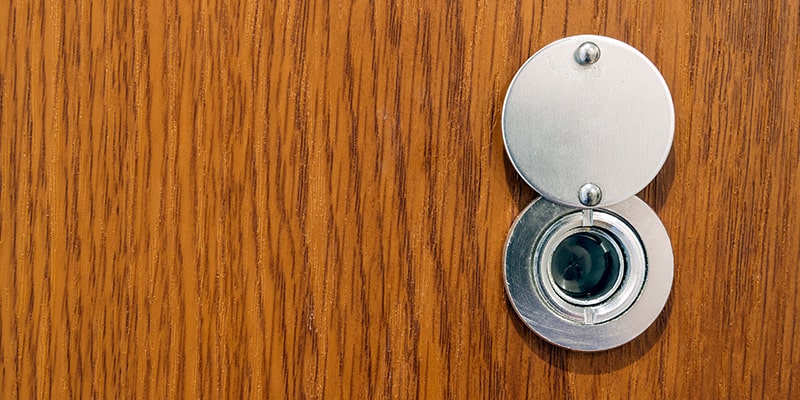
top-left (2, 0), bottom-right (800, 398)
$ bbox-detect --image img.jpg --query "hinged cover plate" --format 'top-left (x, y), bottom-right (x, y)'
top-left (502, 35), bottom-right (674, 207)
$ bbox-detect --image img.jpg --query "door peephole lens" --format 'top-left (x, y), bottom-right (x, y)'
top-left (550, 231), bottom-right (622, 301)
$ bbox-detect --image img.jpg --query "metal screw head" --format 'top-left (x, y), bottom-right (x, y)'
top-left (575, 42), bottom-right (601, 65)
top-left (579, 183), bottom-right (602, 206)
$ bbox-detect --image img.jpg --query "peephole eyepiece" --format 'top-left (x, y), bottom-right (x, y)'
top-left (550, 229), bottom-right (623, 303)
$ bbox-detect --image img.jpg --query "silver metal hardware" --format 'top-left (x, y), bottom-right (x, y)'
top-left (503, 35), bottom-right (674, 208)
top-left (504, 197), bottom-right (673, 351)
top-left (502, 35), bottom-right (675, 351)
top-left (579, 183), bottom-right (602, 206)
top-left (575, 41), bottom-right (601, 65)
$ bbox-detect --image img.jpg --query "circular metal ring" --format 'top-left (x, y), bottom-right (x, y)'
top-left (533, 211), bottom-right (646, 323)
top-left (504, 196), bottom-right (673, 351)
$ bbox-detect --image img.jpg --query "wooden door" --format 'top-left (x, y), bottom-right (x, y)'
top-left (2, 0), bottom-right (799, 398)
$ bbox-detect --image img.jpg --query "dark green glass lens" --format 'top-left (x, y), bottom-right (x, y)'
top-left (550, 231), bottom-right (621, 300)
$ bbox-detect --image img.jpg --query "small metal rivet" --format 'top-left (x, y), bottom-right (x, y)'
top-left (579, 183), bottom-right (602, 206)
top-left (575, 42), bottom-right (601, 65)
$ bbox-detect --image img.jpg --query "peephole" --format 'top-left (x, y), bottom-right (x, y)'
top-left (502, 35), bottom-right (674, 351)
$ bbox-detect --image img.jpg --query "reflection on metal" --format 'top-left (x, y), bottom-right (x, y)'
top-left (575, 41), bottom-right (601, 65)
top-left (579, 183), bottom-right (603, 206)
top-left (502, 35), bottom-right (675, 352)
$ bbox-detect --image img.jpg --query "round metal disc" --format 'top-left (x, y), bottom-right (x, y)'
top-left (504, 196), bottom-right (673, 351)
top-left (502, 35), bottom-right (674, 207)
